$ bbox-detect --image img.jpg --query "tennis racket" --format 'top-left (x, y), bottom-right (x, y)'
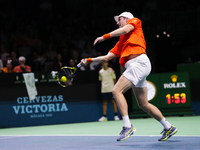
top-left (51, 63), bottom-right (81, 87)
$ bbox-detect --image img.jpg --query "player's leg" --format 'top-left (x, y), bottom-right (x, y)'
top-left (112, 75), bottom-right (132, 118)
top-left (112, 75), bottom-right (136, 141)
top-left (133, 86), bottom-right (178, 141)
top-left (132, 86), bottom-right (164, 121)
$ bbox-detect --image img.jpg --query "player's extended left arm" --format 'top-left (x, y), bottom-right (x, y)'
top-left (94, 24), bottom-right (134, 45)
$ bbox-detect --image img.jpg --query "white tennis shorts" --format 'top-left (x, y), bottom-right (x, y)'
top-left (123, 54), bottom-right (151, 87)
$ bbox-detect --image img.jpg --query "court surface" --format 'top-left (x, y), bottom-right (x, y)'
top-left (0, 116), bottom-right (200, 150)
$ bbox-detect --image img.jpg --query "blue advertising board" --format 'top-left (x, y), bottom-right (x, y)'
top-left (0, 73), bottom-right (120, 128)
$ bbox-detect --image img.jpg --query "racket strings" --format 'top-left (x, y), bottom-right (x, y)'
top-left (57, 67), bottom-right (76, 87)
top-left (63, 68), bottom-right (75, 79)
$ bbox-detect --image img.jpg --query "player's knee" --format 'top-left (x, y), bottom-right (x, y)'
top-left (112, 89), bottom-right (117, 97)
top-left (138, 102), bottom-right (148, 110)
top-left (112, 88), bottom-right (123, 99)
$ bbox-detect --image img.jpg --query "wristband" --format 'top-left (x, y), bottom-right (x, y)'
top-left (103, 33), bottom-right (111, 40)
top-left (86, 58), bottom-right (92, 63)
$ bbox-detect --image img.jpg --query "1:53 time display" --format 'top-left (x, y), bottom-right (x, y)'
top-left (166, 93), bottom-right (186, 104)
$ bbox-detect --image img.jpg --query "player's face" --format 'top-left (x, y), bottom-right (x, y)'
top-left (117, 17), bottom-right (127, 28)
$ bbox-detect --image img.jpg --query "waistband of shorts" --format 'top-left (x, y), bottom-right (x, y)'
top-left (124, 54), bottom-right (147, 69)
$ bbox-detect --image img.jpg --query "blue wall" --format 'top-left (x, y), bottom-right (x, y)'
top-left (0, 100), bottom-right (120, 128)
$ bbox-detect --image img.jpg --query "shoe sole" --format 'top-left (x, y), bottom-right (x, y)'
top-left (160, 128), bottom-right (178, 141)
top-left (117, 128), bottom-right (137, 141)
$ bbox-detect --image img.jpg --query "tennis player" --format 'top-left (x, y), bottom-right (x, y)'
top-left (80, 12), bottom-right (177, 141)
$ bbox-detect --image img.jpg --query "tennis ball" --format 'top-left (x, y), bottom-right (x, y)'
top-left (61, 76), bottom-right (67, 82)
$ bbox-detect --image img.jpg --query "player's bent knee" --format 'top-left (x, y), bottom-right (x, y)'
top-left (112, 89), bottom-right (116, 96)
top-left (112, 89), bottom-right (120, 98)
top-left (138, 102), bottom-right (149, 110)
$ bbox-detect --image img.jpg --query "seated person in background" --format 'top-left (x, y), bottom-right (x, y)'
top-left (71, 50), bottom-right (81, 66)
top-left (0, 44), bottom-right (10, 67)
top-left (0, 59), bottom-right (3, 73)
top-left (53, 53), bottom-right (66, 71)
top-left (81, 42), bottom-right (97, 58)
top-left (3, 60), bottom-right (16, 73)
top-left (14, 56), bottom-right (31, 73)
top-left (10, 51), bottom-right (19, 68)
top-left (68, 59), bottom-right (75, 67)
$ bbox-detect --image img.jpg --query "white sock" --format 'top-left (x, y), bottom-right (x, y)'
top-left (122, 116), bottom-right (131, 128)
top-left (159, 118), bottom-right (171, 129)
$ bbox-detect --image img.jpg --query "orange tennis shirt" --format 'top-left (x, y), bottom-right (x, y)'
top-left (109, 17), bottom-right (146, 67)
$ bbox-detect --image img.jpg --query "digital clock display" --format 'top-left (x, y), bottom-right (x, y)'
top-left (166, 93), bottom-right (186, 104)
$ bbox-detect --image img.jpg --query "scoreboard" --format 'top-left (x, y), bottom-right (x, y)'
top-left (130, 72), bottom-right (194, 118)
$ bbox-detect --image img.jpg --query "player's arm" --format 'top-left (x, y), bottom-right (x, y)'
top-left (94, 24), bottom-right (134, 45)
top-left (80, 52), bottom-right (115, 66)
top-left (110, 24), bottom-right (134, 37)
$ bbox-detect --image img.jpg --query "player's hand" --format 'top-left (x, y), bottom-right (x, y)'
top-left (94, 36), bottom-right (105, 46)
top-left (80, 59), bottom-right (88, 66)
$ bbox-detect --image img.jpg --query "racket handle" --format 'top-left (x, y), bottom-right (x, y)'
top-left (77, 63), bottom-right (82, 68)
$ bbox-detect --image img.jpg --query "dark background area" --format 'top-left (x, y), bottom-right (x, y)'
top-left (0, 0), bottom-right (200, 121)
top-left (0, 0), bottom-right (200, 114)
top-left (0, 0), bottom-right (200, 74)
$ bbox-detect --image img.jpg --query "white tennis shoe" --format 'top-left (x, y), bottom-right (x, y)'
top-left (114, 116), bottom-right (120, 121)
top-left (98, 116), bottom-right (107, 122)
